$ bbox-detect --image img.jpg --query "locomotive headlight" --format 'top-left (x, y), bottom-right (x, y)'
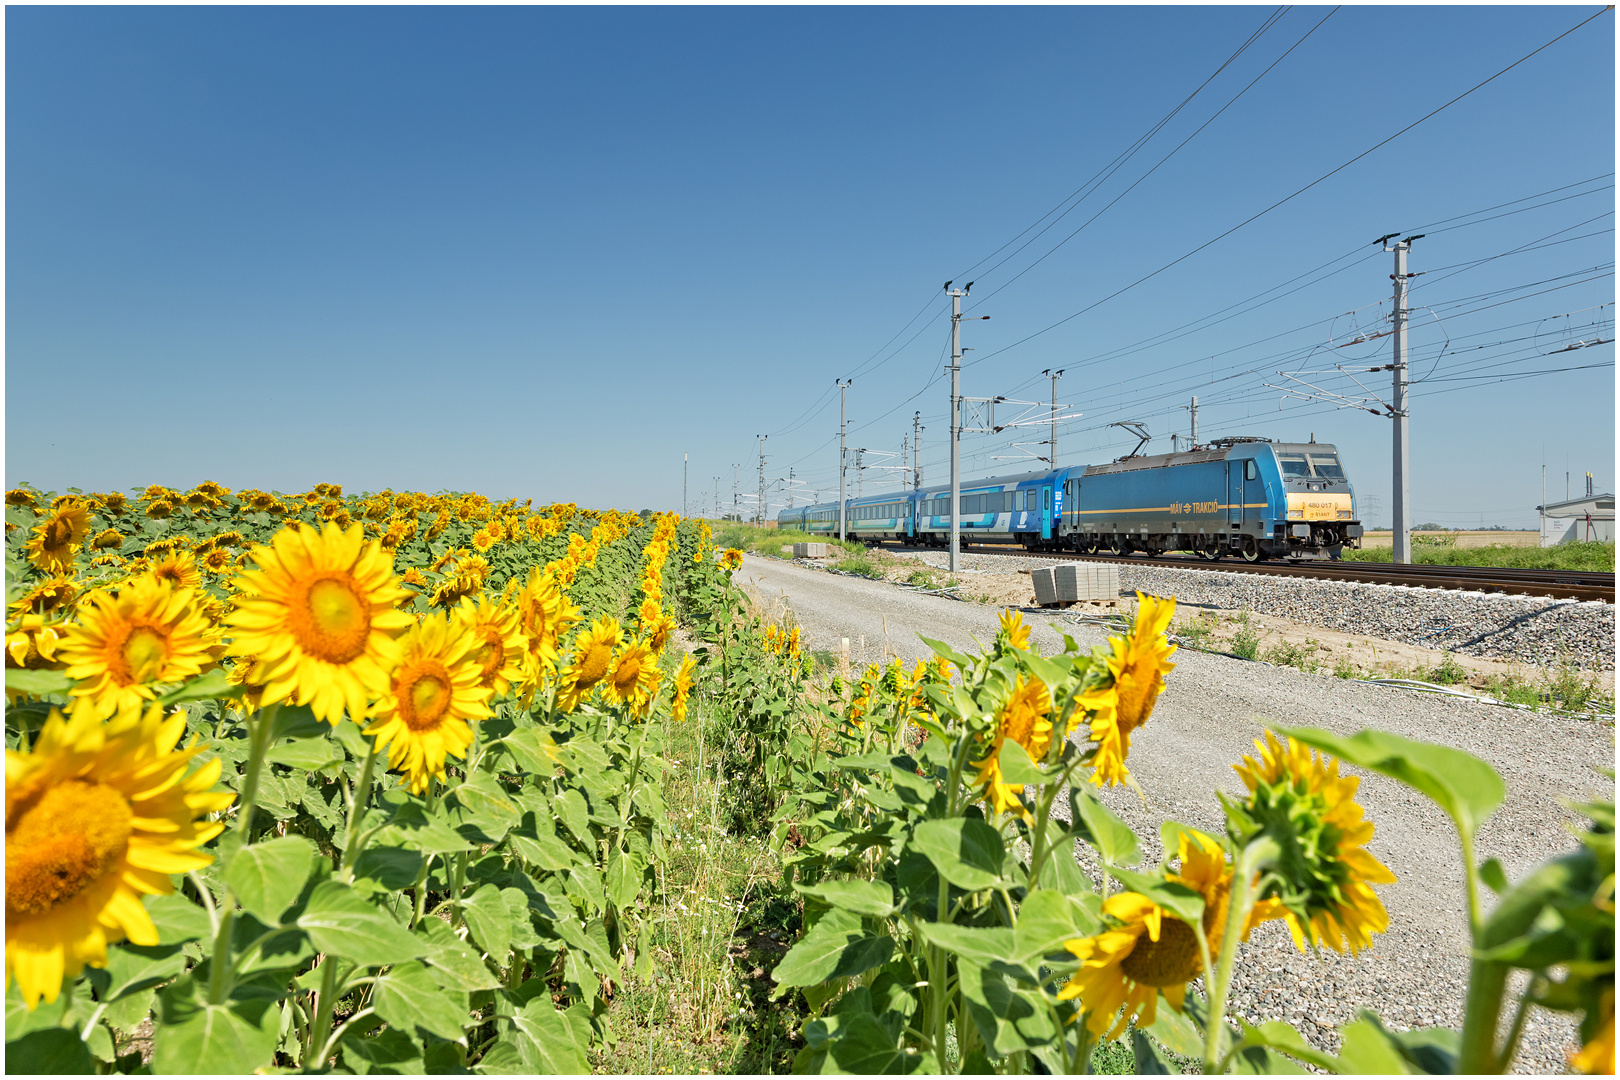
top-left (1337, 510), bottom-right (1352, 519)
top-left (1288, 509), bottom-right (1304, 519)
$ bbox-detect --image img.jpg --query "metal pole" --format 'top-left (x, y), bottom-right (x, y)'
top-left (1541, 463), bottom-right (1546, 546)
top-left (913, 411), bottom-right (923, 489)
top-left (683, 453), bottom-right (688, 517)
top-left (732, 465), bottom-right (738, 523)
top-left (757, 435), bottom-right (766, 527)
top-left (1190, 395), bottom-right (1199, 446)
top-left (837, 379), bottom-right (850, 541)
top-left (1044, 369), bottom-right (1064, 466)
top-left (947, 284), bottom-right (966, 571)
top-left (1391, 238), bottom-right (1413, 564)
top-left (788, 467), bottom-right (795, 508)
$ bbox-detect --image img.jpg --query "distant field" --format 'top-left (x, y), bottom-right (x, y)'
top-left (1345, 539), bottom-right (1613, 572)
top-left (1360, 530), bottom-right (1540, 548)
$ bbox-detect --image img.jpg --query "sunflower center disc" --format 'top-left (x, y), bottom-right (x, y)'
top-left (119, 624), bottom-right (171, 684)
top-left (473, 631), bottom-right (503, 685)
top-left (299, 576), bottom-right (371, 663)
top-left (45, 518), bottom-right (74, 547)
top-left (576, 642), bottom-right (613, 688)
top-left (1113, 669), bottom-right (1162, 733)
top-left (404, 669), bottom-right (452, 730)
top-left (1118, 916), bottom-right (1201, 988)
top-left (5, 781), bottom-right (134, 915)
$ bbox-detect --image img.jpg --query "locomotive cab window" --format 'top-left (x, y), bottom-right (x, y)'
top-left (1309, 455), bottom-right (1345, 479)
top-left (1278, 455), bottom-right (1310, 479)
top-left (1244, 460), bottom-right (1258, 481)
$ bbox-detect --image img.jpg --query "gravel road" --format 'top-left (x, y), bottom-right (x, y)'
top-left (735, 554), bottom-right (1615, 1072)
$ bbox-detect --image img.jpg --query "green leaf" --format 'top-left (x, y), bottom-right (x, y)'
top-left (263, 737), bottom-right (341, 770)
top-left (144, 892), bottom-right (212, 945)
top-left (225, 836), bottom-right (315, 925)
top-left (508, 827), bottom-right (577, 873)
top-left (1237, 1019), bottom-right (1340, 1072)
top-left (1131, 1028), bottom-right (1178, 1074)
top-left (296, 880), bottom-right (427, 968)
top-left (911, 817), bottom-right (1005, 892)
top-left (1278, 726), bottom-right (1504, 849)
top-left (353, 846), bottom-right (427, 890)
top-left (1071, 785), bottom-right (1140, 867)
top-left (270, 704), bottom-right (326, 742)
top-left (6, 984), bottom-right (69, 1043)
top-left (1335, 1016), bottom-right (1413, 1074)
top-left (1144, 1002), bottom-right (1204, 1058)
top-left (498, 728), bottom-right (559, 775)
top-left (101, 943), bottom-right (189, 1003)
top-left (772, 909), bottom-right (894, 989)
top-left (478, 994), bottom-right (590, 1073)
top-left (1479, 858), bottom-right (1509, 895)
top-left (996, 739), bottom-right (1045, 787)
top-left (454, 770), bottom-right (521, 827)
top-left (914, 923), bottom-right (1017, 969)
top-left (372, 961), bottom-right (470, 1042)
top-left (1110, 869), bottom-right (1205, 928)
top-left (462, 884), bottom-right (514, 961)
top-left (1159, 819), bottom-right (1210, 863)
top-left (153, 979), bottom-right (278, 1074)
top-left (554, 789), bottom-right (592, 846)
top-left (1012, 889), bottom-right (1097, 962)
top-left (825, 1011), bottom-right (935, 1073)
top-left (418, 919), bottom-right (502, 992)
top-left (5, 1028), bottom-right (95, 1073)
top-left (340, 1024), bottom-right (424, 1074)
top-left (794, 879), bottom-right (897, 918)
top-left (156, 669), bottom-right (243, 706)
top-left (606, 849), bottom-right (645, 911)
top-left (378, 800), bottom-right (475, 854)
top-left (3, 669), bottom-right (73, 697)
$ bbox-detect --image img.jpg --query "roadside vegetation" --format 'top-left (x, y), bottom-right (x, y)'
top-left (1172, 608), bottom-right (1614, 717)
top-left (1343, 540), bottom-right (1613, 572)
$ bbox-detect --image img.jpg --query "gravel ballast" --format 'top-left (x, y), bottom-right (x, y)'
top-left (890, 549), bottom-right (1615, 672)
top-left (735, 554), bottom-right (1615, 1073)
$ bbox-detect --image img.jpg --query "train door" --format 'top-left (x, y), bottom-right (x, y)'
top-left (1042, 483), bottom-right (1054, 541)
top-left (1227, 462), bottom-right (1245, 539)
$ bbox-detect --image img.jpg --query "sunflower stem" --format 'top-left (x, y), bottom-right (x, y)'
top-left (338, 739), bottom-right (380, 882)
top-left (209, 704), bottom-right (277, 1006)
top-left (1201, 836), bottom-right (1278, 1073)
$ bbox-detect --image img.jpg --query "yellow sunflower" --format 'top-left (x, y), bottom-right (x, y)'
top-left (362, 613), bottom-right (492, 795)
top-left (90, 528), bottom-right (125, 551)
top-left (144, 499), bottom-right (176, 520)
top-left (1230, 731), bottom-right (1396, 955)
top-left (6, 615), bottom-right (67, 672)
top-left (557, 617), bottom-right (623, 712)
top-left (6, 488), bottom-right (38, 510)
top-left (998, 608), bottom-right (1032, 651)
top-left (225, 521), bottom-right (413, 724)
top-left (58, 577), bottom-right (219, 722)
top-left (970, 674), bottom-right (1053, 817)
top-left (513, 568), bottom-right (582, 687)
top-left (25, 502), bottom-right (92, 574)
top-left (10, 577), bottom-right (80, 619)
top-left (148, 550), bottom-right (202, 592)
top-left (198, 548), bottom-right (234, 575)
top-left (1572, 989), bottom-right (1614, 1074)
top-left (1058, 828), bottom-right (1237, 1038)
top-left (606, 638), bottom-right (661, 717)
top-left (454, 594), bottom-right (526, 697)
top-left (6, 704), bottom-right (233, 1008)
top-left (720, 548), bottom-right (744, 571)
top-left (671, 653), bottom-right (697, 722)
top-left (1088, 592), bottom-right (1176, 787)
top-left (471, 527), bottom-right (495, 553)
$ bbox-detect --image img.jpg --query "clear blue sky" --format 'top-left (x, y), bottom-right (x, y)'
top-left (6, 5), bottom-right (1613, 528)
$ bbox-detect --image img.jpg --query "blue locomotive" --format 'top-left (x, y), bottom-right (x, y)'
top-left (775, 436), bottom-right (1362, 562)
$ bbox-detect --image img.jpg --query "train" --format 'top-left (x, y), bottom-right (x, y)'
top-left (776, 436), bottom-right (1363, 562)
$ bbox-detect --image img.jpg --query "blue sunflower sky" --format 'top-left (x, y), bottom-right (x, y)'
top-left (6, 5), bottom-right (1614, 527)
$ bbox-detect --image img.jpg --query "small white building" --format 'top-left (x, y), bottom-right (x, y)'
top-left (1537, 492), bottom-right (1615, 546)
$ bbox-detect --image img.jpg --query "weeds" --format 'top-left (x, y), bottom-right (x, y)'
top-left (1344, 540), bottom-right (1613, 572)
top-left (1430, 652), bottom-right (1467, 685)
top-left (1229, 610), bottom-right (1262, 660)
top-left (1263, 638), bottom-right (1322, 673)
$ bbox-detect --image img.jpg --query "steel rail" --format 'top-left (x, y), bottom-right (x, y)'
top-left (875, 540), bottom-right (1614, 603)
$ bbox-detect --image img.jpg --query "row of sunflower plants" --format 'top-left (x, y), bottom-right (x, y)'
top-left (768, 600), bottom-right (1613, 1074)
top-left (5, 481), bottom-right (727, 1073)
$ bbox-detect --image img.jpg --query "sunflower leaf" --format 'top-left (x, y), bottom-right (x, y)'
top-left (911, 817), bottom-right (1006, 892)
top-left (772, 909), bottom-right (894, 990)
top-left (157, 669), bottom-right (243, 706)
top-left (1070, 784), bottom-right (1140, 868)
top-left (996, 740), bottom-right (1046, 787)
top-left (296, 880), bottom-right (427, 969)
top-left (2, 668), bottom-right (73, 697)
top-left (1277, 726), bottom-right (1505, 849)
top-left (794, 879), bottom-right (896, 918)
top-left (226, 835), bottom-right (316, 925)
top-left (372, 961), bottom-right (469, 1042)
top-left (5, 1028), bottom-right (96, 1074)
top-left (1109, 869), bottom-right (1205, 927)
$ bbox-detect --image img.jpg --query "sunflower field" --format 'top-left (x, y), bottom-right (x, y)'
top-left (3, 481), bottom-right (1613, 1075)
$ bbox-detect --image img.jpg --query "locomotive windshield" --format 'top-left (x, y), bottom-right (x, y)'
top-left (1278, 455), bottom-right (1311, 478)
top-left (1309, 454), bottom-right (1345, 479)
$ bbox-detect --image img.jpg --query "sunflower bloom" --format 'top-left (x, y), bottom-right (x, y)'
top-left (720, 548), bottom-right (744, 571)
top-left (1572, 989), bottom-right (1614, 1074)
top-left (362, 613), bottom-right (493, 795)
top-left (971, 674), bottom-right (1053, 817)
top-left (1058, 829), bottom-right (1234, 1038)
top-left (10, 577), bottom-right (80, 619)
top-left (25, 502), bottom-right (92, 574)
top-left (1088, 593), bottom-right (1176, 787)
top-left (514, 568), bottom-right (582, 691)
top-left (998, 609), bottom-right (1031, 651)
top-left (90, 529), bottom-right (125, 552)
top-left (148, 550), bottom-right (202, 592)
top-left (225, 522), bottom-right (413, 724)
top-left (1229, 731), bottom-right (1397, 955)
top-left (671, 654), bottom-right (697, 722)
top-left (6, 616), bottom-right (67, 672)
top-left (557, 617), bottom-right (623, 712)
top-left (454, 594), bottom-right (526, 697)
top-left (606, 638), bottom-right (661, 717)
top-left (58, 577), bottom-right (219, 722)
top-left (6, 704), bottom-right (233, 1008)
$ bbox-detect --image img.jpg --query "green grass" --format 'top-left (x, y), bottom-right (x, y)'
top-left (1343, 541), bottom-right (1613, 572)
top-left (1228, 611), bottom-right (1262, 661)
top-left (708, 522), bottom-right (864, 560)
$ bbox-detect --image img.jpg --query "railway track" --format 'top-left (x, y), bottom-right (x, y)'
top-left (874, 541), bottom-right (1615, 603)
